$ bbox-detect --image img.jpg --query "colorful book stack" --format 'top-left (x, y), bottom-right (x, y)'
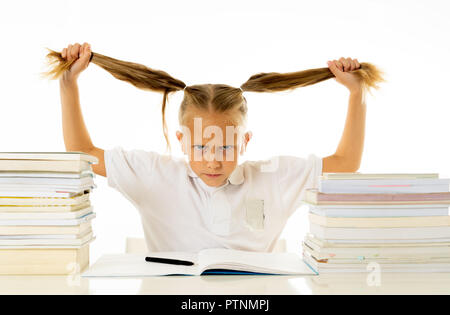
top-left (0, 152), bottom-right (98, 275)
top-left (302, 173), bottom-right (450, 273)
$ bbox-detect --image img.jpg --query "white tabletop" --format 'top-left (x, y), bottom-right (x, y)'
top-left (1, 272), bottom-right (450, 295)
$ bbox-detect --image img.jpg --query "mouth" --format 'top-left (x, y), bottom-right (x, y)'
top-left (205, 174), bottom-right (223, 178)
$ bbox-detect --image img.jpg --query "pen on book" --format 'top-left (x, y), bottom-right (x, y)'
top-left (145, 256), bottom-right (194, 266)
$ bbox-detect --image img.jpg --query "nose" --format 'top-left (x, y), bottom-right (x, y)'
top-left (203, 146), bottom-right (222, 167)
top-left (206, 160), bottom-right (221, 171)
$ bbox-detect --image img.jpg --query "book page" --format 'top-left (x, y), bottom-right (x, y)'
top-left (83, 253), bottom-right (199, 277)
top-left (198, 248), bottom-right (316, 275)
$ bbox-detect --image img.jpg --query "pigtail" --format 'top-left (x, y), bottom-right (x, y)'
top-left (42, 48), bottom-right (187, 154)
top-left (240, 62), bottom-right (384, 94)
top-left (43, 47), bottom-right (383, 156)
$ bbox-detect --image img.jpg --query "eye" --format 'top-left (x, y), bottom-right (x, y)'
top-left (193, 145), bottom-right (205, 151)
top-left (218, 145), bottom-right (234, 153)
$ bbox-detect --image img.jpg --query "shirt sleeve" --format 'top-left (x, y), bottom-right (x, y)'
top-left (275, 154), bottom-right (323, 217)
top-left (104, 146), bottom-right (160, 207)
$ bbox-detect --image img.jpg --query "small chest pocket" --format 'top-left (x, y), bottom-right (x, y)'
top-left (244, 199), bottom-right (265, 231)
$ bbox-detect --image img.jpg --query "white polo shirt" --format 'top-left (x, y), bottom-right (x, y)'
top-left (104, 146), bottom-right (322, 252)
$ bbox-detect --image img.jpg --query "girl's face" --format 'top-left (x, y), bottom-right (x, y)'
top-left (176, 108), bottom-right (251, 187)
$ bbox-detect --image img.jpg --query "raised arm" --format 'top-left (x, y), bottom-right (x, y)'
top-left (59, 42), bottom-right (106, 177)
top-left (322, 57), bottom-right (366, 173)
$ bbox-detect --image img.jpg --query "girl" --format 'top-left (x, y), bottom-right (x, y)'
top-left (44, 42), bottom-right (383, 252)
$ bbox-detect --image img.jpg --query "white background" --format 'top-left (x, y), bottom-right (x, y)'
top-left (0, 0), bottom-right (449, 261)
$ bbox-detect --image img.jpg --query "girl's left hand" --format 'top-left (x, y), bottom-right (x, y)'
top-left (327, 57), bottom-right (362, 93)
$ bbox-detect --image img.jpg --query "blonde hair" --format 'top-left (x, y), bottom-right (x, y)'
top-left (43, 49), bottom-right (384, 154)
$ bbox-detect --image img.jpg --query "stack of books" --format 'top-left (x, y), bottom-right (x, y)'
top-left (0, 152), bottom-right (98, 275)
top-left (302, 173), bottom-right (450, 273)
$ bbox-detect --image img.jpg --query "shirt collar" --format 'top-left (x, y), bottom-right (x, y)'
top-left (185, 161), bottom-right (245, 186)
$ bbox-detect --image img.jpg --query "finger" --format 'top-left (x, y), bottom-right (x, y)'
top-left (327, 60), bottom-right (343, 77)
top-left (87, 44), bottom-right (92, 61)
top-left (75, 42), bottom-right (82, 57)
top-left (69, 44), bottom-right (78, 60)
top-left (70, 43), bottom-right (80, 60)
top-left (61, 48), bottom-right (67, 59)
top-left (347, 57), bottom-right (356, 71)
top-left (71, 43), bottom-right (81, 60)
top-left (80, 43), bottom-right (92, 62)
top-left (67, 44), bottom-right (73, 61)
top-left (81, 42), bottom-right (89, 57)
top-left (340, 57), bottom-right (350, 71)
top-left (334, 59), bottom-right (344, 71)
top-left (354, 58), bottom-right (361, 69)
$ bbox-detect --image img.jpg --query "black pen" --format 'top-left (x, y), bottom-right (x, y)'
top-left (145, 256), bottom-right (194, 266)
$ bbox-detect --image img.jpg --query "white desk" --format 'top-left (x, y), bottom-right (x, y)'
top-left (1, 273), bottom-right (450, 295)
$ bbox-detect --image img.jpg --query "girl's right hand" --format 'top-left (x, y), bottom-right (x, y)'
top-left (61, 42), bottom-right (92, 82)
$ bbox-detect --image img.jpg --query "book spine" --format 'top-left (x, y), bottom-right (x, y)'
top-left (321, 173), bottom-right (439, 180)
top-left (310, 224), bottom-right (450, 240)
top-left (319, 178), bottom-right (449, 186)
top-left (315, 192), bottom-right (450, 202)
top-left (319, 185), bottom-right (449, 194)
top-left (0, 193), bottom-right (89, 206)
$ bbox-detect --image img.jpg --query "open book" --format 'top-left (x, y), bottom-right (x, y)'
top-left (82, 248), bottom-right (317, 277)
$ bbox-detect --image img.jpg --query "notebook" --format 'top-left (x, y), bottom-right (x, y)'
top-left (0, 212), bottom-right (95, 226)
top-left (0, 152), bottom-right (98, 163)
top-left (0, 221), bottom-right (91, 236)
top-left (0, 192), bottom-right (90, 206)
top-left (0, 189), bottom-right (93, 198)
top-left (0, 205), bottom-right (92, 219)
top-left (307, 204), bottom-right (449, 218)
top-left (0, 231), bottom-right (94, 246)
top-left (318, 179), bottom-right (450, 194)
top-left (310, 223), bottom-right (450, 240)
top-left (304, 189), bottom-right (450, 204)
top-left (0, 171), bottom-right (94, 178)
top-left (0, 201), bottom-right (91, 213)
top-left (308, 213), bottom-right (450, 228)
top-left (82, 249), bottom-right (317, 277)
top-left (303, 252), bottom-right (450, 273)
top-left (0, 160), bottom-right (93, 173)
top-left (320, 173), bottom-right (439, 180)
top-left (0, 176), bottom-right (94, 186)
top-left (303, 238), bottom-right (450, 260)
